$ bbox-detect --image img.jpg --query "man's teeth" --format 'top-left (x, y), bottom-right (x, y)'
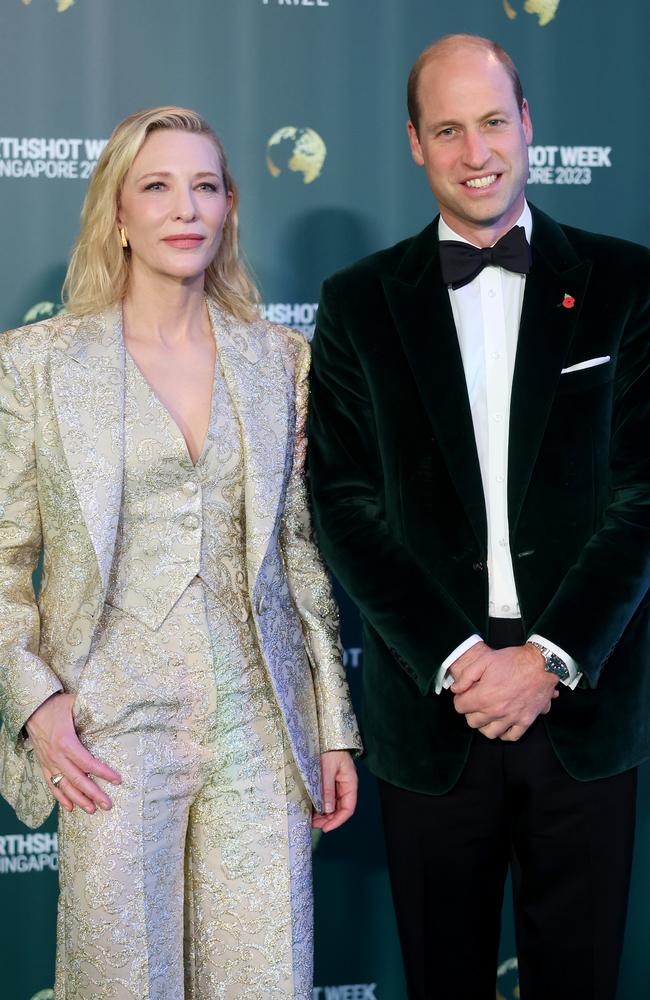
top-left (465, 174), bottom-right (497, 188)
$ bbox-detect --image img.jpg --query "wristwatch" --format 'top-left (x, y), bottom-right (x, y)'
top-left (528, 640), bottom-right (570, 682)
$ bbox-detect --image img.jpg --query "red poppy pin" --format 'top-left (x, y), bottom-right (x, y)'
top-left (561, 292), bottom-right (575, 309)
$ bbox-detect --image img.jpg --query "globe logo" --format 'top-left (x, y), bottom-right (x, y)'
top-left (29, 991), bottom-right (54, 1000)
top-left (503, 0), bottom-right (560, 25)
top-left (21, 0), bottom-right (76, 10)
top-left (266, 127), bottom-right (327, 185)
top-left (23, 301), bottom-right (65, 324)
top-left (496, 957), bottom-right (519, 1000)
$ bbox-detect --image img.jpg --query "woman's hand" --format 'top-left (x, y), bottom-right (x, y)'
top-left (312, 750), bottom-right (358, 833)
top-left (25, 692), bottom-right (121, 814)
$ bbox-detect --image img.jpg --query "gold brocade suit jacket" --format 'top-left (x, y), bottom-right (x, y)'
top-left (0, 299), bottom-right (361, 829)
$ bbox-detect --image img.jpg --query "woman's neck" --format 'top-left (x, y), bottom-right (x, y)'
top-left (122, 271), bottom-right (208, 346)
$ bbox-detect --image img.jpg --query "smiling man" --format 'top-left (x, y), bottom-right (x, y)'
top-left (308, 34), bottom-right (650, 1000)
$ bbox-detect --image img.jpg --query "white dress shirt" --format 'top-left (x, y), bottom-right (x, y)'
top-left (434, 203), bottom-right (581, 693)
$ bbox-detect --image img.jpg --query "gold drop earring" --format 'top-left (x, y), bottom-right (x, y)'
top-left (119, 227), bottom-right (129, 249)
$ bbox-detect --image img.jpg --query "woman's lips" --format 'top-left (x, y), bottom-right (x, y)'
top-left (162, 235), bottom-right (205, 248)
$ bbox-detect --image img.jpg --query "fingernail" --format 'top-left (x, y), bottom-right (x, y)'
top-left (324, 802), bottom-right (334, 813)
top-left (85, 806), bottom-right (95, 814)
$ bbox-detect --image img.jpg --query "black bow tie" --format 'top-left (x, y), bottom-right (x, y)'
top-left (439, 225), bottom-right (532, 290)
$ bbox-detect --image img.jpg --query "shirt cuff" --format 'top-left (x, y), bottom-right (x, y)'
top-left (529, 633), bottom-right (582, 689)
top-left (434, 634), bottom-right (483, 695)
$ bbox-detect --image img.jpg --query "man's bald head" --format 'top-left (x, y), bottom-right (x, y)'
top-left (407, 34), bottom-right (524, 135)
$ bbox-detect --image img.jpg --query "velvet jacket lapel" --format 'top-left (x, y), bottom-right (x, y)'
top-left (508, 207), bottom-right (592, 531)
top-left (382, 220), bottom-right (487, 553)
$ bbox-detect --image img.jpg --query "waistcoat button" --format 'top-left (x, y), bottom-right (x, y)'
top-left (183, 481), bottom-right (199, 496)
top-left (182, 514), bottom-right (200, 530)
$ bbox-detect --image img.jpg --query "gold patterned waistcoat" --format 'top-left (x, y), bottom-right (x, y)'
top-left (104, 353), bottom-right (250, 628)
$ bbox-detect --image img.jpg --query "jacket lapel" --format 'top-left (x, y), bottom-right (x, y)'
top-left (382, 221), bottom-right (487, 551)
top-left (210, 301), bottom-right (291, 592)
top-left (50, 307), bottom-right (125, 589)
top-left (507, 207), bottom-right (592, 531)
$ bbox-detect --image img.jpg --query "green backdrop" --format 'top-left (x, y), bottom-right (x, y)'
top-left (0, 2), bottom-right (648, 997)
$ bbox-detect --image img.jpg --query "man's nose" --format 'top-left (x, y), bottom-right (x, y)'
top-left (462, 130), bottom-right (490, 169)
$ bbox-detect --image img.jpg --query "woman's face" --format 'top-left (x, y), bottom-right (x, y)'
top-left (117, 129), bottom-right (233, 288)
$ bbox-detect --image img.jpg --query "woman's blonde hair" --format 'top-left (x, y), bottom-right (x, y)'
top-left (62, 106), bottom-right (260, 321)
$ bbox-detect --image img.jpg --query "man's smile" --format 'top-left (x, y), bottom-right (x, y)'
top-left (463, 173), bottom-right (499, 188)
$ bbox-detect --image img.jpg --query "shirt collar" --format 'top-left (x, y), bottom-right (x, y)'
top-left (437, 201), bottom-right (533, 248)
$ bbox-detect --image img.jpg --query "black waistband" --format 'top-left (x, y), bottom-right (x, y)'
top-left (487, 617), bottom-right (524, 649)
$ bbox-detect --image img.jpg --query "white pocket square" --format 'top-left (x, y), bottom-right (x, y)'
top-left (561, 356), bottom-right (611, 374)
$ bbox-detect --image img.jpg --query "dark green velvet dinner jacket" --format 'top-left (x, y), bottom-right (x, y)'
top-left (307, 204), bottom-right (650, 794)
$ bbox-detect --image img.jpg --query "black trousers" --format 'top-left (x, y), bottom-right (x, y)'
top-left (378, 619), bottom-right (637, 1000)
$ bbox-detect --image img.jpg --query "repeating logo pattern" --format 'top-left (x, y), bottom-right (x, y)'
top-left (266, 127), bottom-right (327, 184)
top-left (262, 1), bottom-right (330, 6)
top-left (23, 302), bottom-right (66, 324)
top-left (0, 832), bottom-right (58, 875)
top-left (503, 0), bottom-right (559, 25)
top-left (21, 0), bottom-right (76, 11)
top-left (527, 143), bottom-right (612, 185)
top-left (261, 302), bottom-right (318, 338)
top-left (496, 957), bottom-right (520, 999)
top-left (0, 137), bottom-right (107, 180)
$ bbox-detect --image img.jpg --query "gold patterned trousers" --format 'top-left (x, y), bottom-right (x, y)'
top-left (55, 580), bottom-right (313, 999)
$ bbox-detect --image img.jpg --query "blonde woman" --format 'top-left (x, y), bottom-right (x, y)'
top-left (0, 106), bottom-right (361, 1000)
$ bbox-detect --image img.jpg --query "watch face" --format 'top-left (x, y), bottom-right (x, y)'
top-left (532, 641), bottom-right (569, 681)
top-left (547, 654), bottom-right (570, 681)
top-left (530, 641), bottom-right (569, 681)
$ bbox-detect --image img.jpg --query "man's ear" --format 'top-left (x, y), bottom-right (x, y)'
top-left (407, 119), bottom-right (425, 167)
top-left (521, 99), bottom-right (533, 145)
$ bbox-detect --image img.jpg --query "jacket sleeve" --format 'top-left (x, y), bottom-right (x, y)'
top-left (0, 338), bottom-right (62, 745)
top-left (531, 271), bottom-right (650, 686)
top-left (279, 333), bottom-right (362, 755)
top-left (307, 277), bottom-right (478, 696)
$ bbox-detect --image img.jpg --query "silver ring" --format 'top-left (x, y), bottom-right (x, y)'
top-left (50, 773), bottom-right (64, 787)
